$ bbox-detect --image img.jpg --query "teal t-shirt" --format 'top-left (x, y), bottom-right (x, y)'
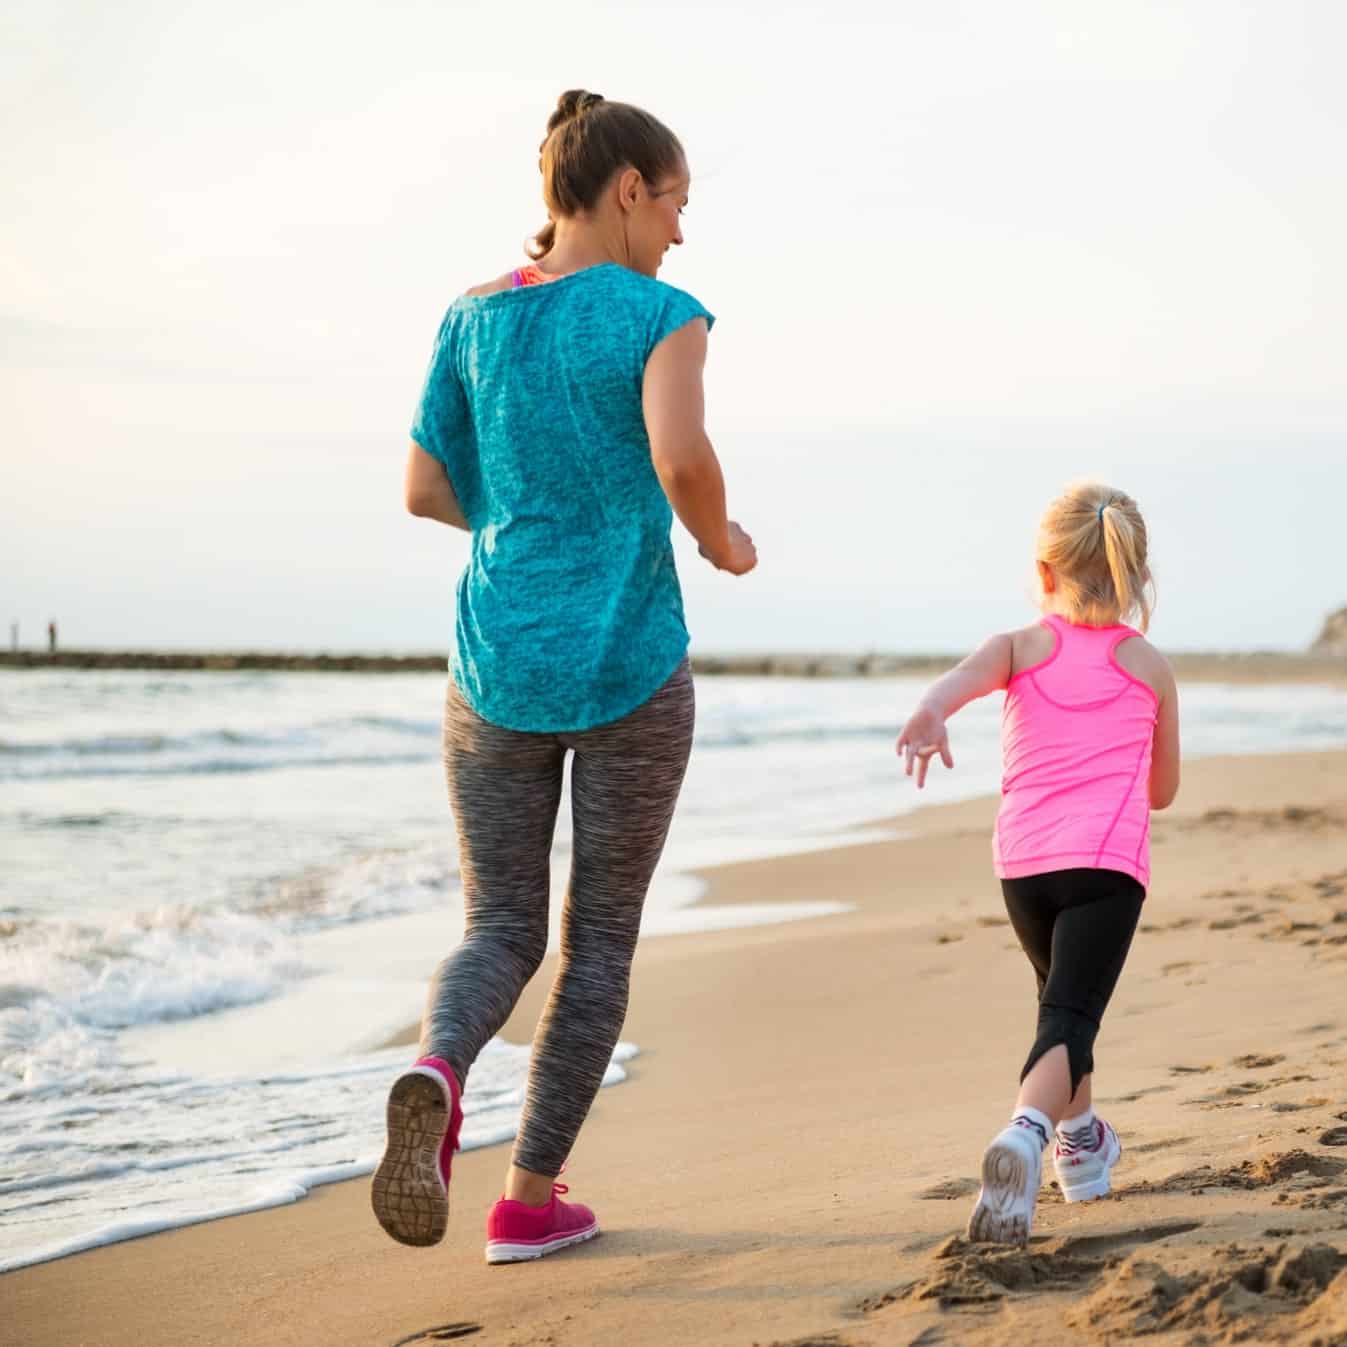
top-left (411, 263), bottom-right (714, 733)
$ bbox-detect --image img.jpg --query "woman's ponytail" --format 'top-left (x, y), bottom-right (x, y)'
top-left (525, 88), bottom-right (684, 261)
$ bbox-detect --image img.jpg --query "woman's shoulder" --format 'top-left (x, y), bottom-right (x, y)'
top-left (461, 272), bottom-right (517, 299)
top-left (593, 265), bottom-right (707, 308)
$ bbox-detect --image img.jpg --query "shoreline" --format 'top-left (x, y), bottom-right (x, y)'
top-left (7, 747), bottom-right (1347, 1346)
top-left (3, 647), bottom-right (1346, 683)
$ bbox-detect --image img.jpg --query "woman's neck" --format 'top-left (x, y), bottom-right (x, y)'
top-left (541, 217), bottom-right (627, 276)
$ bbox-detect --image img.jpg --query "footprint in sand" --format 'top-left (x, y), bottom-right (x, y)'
top-left (1187, 805), bottom-right (1341, 832)
top-left (1054, 1221), bottom-right (1203, 1259)
top-left (1161, 961), bottom-right (1202, 977)
top-left (862, 1220), bottom-right (1204, 1316)
top-left (1168, 1064), bottom-right (1215, 1076)
top-left (1233, 1053), bottom-right (1286, 1070)
top-left (1263, 919), bottom-right (1325, 943)
top-left (918, 1178), bottom-right (980, 1200)
top-left (1319, 1127), bottom-right (1347, 1147)
top-left (1209, 913), bottom-right (1263, 930)
top-left (1130, 1136), bottom-right (1195, 1156)
top-left (865, 1194), bottom-right (1347, 1344)
top-left (1196, 1080), bottom-right (1271, 1105)
top-left (1068, 1240), bottom-right (1347, 1342)
top-left (1115, 1084), bottom-right (1177, 1102)
top-left (1194, 1074), bottom-right (1317, 1108)
top-left (1201, 886), bottom-right (1249, 901)
top-left (391, 1326), bottom-right (482, 1345)
top-left (1136, 1149), bottom-right (1347, 1195)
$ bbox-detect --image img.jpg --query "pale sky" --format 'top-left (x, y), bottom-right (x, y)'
top-left (4, 1), bottom-right (1345, 653)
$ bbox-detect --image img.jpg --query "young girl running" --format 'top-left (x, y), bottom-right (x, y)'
top-left (896, 482), bottom-right (1181, 1244)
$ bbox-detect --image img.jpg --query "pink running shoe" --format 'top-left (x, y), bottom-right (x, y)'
top-left (371, 1055), bottom-right (463, 1246)
top-left (1053, 1117), bottom-right (1122, 1203)
top-left (484, 1183), bottom-right (599, 1264)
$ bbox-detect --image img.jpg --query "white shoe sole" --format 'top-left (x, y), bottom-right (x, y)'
top-left (485, 1223), bottom-right (600, 1264)
top-left (371, 1068), bottom-right (450, 1247)
top-left (967, 1136), bottom-right (1039, 1245)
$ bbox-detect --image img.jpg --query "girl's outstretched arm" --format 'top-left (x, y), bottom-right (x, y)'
top-left (896, 634), bottom-right (1014, 787)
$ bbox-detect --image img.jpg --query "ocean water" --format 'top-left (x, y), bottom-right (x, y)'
top-left (3, 667), bottom-right (1347, 1273)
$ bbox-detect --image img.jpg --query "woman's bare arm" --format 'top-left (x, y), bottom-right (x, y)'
top-left (642, 321), bottom-right (755, 575)
top-left (405, 441), bottom-right (469, 531)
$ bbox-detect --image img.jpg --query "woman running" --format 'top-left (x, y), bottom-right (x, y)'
top-left (371, 89), bottom-right (755, 1265)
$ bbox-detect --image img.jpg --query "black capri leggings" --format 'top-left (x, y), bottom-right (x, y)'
top-left (1000, 868), bottom-right (1145, 1095)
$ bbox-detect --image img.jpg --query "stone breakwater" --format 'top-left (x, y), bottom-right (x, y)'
top-left (1313, 606), bottom-right (1347, 655)
top-left (1, 649), bottom-right (1344, 681)
top-left (0, 649), bottom-right (954, 676)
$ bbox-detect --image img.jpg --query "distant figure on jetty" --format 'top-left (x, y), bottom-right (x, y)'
top-left (372, 88), bottom-right (756, 1265)
top-left (47, 620), bottom-right (57, 653)
top-left (896, 482), bottom-right (1181, 1245)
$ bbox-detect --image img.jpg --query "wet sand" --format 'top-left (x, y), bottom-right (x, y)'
top-left (6, 749), bottom-right (1347, 1347)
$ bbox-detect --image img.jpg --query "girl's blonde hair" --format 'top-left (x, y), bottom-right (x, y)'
top-left (1037, 482), bottom-right (1154, 631)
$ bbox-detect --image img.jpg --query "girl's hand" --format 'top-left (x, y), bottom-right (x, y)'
top-left (896, 706), bottom-right (954, 788)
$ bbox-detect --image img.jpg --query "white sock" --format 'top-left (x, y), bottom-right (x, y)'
top-left (1057, 1108), bottom-right (1098, 1151)
top-left (1009, 1106), bottom-right (1052, 1150)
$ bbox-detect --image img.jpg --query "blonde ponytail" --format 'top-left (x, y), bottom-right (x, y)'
top-left (1099, 503), bottom-right (1151, 631)
top-left (1037, 484), bottom-right (1154, 631)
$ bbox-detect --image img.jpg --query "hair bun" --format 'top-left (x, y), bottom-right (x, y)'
top-left (548, 89), bottom-right (604, 136)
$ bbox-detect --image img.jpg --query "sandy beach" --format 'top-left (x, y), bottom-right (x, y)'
top-left (6, 747), bottom-right (1347, 1347)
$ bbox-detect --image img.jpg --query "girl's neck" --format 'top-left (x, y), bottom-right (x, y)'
top-left (1041, 605), bottom-right (1123, 630)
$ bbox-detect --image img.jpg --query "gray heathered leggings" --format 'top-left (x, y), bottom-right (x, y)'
top-left (420, 659), bottom-right (695, 1177)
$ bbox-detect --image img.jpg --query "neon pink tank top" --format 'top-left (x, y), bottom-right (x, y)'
top-left (993, 614), bottom-right (1158, 889)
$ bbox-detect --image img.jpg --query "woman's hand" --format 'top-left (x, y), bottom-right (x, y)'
top-left (895, 705), bottom-right (954, 788)
top-left (700, 521), bottom-right (757, 575)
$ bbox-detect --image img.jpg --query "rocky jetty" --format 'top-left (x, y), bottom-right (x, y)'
top-left (0, 649), bottom-right (957, 677)
top-left (0, 650), bottom-right (447, 673)
top-left (1311, 606), bottom-right (1347, 655)
top-left (3, 648), bottom-right (1346, 682)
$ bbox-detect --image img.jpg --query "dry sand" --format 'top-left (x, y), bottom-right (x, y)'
top-left (5, 750), bottom-right (1347, 1347)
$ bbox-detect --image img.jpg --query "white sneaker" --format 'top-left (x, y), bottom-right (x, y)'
top-left (967, 1123), bottom-right (1043, 1244)
top-left (1053, 1117), bottom-right (1122, 1202)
